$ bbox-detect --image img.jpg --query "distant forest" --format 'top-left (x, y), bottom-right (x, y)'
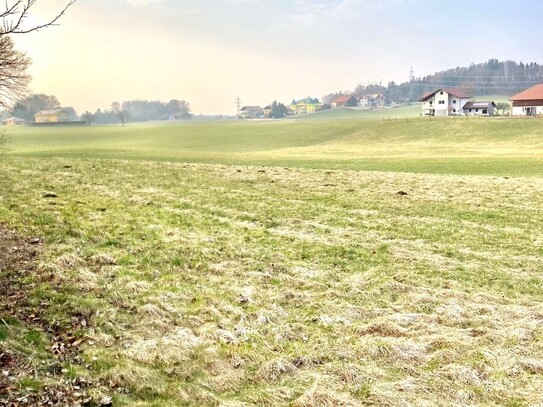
top-left (325, 60), bottom-right (543, 104)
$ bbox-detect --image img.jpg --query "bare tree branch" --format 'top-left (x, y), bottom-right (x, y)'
top-left (0, 0), bottom-right (77, 35)
top-left (0, 35), bottom-right (29, 108)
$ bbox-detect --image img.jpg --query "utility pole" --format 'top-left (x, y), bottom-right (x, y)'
top-left (236, 97), bottom-right (242, 117)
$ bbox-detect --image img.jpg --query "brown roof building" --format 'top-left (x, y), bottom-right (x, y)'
top-left (510, 84), bottom-right (543, 116)
top-left (419, 88), bottom-right (473, 116)
top-left (330, 95), bottom-right (358, 108)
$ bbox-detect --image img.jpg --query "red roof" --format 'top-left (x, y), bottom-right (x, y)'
top-left (331, 95), bottom-right (356, 104)
top-left (419, 88), bottom-right (472, 101)
top-left (509, 84), bottom-right (543, 101)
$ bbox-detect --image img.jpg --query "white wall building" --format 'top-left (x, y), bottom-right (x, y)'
top-left (510, 84), bottom-right (543, 116)
top-left (462, 101), bottom-right (496, 116)
top-left (419, 88), bottom-right (472, 116)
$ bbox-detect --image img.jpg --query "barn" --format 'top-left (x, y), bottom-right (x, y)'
top-left (330, 95), bottom-right (358, 108)
top-left (510, 84), bottom-right (543, 116)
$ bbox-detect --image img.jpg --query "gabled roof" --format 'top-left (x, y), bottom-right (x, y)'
top-left (296, 98), bottom-right (320, 105)
top-left (3, 116), bottom-right (26, 122)
top-left (331, 95), bottom-right (357, 104)
top-left (240, 106), bottom-right (262, 111)
top-left (509, 84), bottom-right (543, 101)
top-left (463, 101), bottom-right (496, 109)
top-left (419, 88), bottom-right (472, 101)
top-left (34, 109), bottom-right (68, 116)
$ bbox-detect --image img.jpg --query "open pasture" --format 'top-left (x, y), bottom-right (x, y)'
top-left (1, 117), bottom-right (543, 405)
top-left (5, 116), bottom-right (543, 176)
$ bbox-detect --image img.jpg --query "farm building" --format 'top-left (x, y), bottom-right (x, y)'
top-left (2, 116), bottom-right (26, 126)
top-left (330, 95), bottom-right (358, 108)
top-left (419, 88), bottom-right (472, 116)
top-left (34, 109), bottom-right (70, 123)
top-left (462, 101), bottom-right (496, 116)
top-left (509, 84), bottom-right (543, 116)
top-left (239, 106), bottom-right (263, 119)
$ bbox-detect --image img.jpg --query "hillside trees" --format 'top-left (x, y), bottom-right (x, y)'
top-left (327, 59), bottom-right (543, 105)
top-left (11, 93), bottom-right (60, 120)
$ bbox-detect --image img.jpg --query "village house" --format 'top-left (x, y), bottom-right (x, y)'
top-left (2, 117), bottom-right (26, 126)
top-left (262, 105), bottom-right (272, 117)
top-left (290, 98), bottom-right (321, 115)
top-left (330, 95), bottom-right (358, 108)
top-left (34, 109), bottom-right (70, 123)
top-left (358, 94), bottom-right (385, 108)
top-left (419, 88), bottom-right (472, 116)
top-left (239, 106), bottom-right (263, 119)
top-left (509, 84), bottom-right (543, 116)
top-left (462, 101), bottom-right (496, 116)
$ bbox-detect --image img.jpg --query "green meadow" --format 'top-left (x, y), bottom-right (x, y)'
top-left (6, 115), bottom-right (543, 175)
top-left (1, 116), bottom-right (543, 406)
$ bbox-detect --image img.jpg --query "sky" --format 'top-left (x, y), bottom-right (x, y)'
top-left (11, 0), bottom-right (543, 115)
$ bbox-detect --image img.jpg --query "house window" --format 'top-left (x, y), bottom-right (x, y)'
top-left (453, 100), bottom-right (457, 104)
top-left (476, 109), bottom-right (479, 112)
top-left (439, 100), bottom-right (445, 104)
top-left (469, 109), bottom-right (472, 112)
top-left (440, 91), bottom-right (443, 95)
top-left (429, 101), bottom-right (433, 106)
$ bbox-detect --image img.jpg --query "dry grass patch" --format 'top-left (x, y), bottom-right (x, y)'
top-left (1, 157), bottom-right (543, 405)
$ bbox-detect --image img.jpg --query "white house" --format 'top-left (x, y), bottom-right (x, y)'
top-left (419, 88), bottom-right (472, 116)
top-left (239, 106), bottom-right (263, 119)
top-left (358, 94), bottom-right (385, 108)
top-left (462, 101), bottom-right (496, 116)
top-left (510, 84), bottom-right (543, 116)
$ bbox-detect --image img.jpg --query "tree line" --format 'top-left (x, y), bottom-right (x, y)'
top-left (324, 59), bottom-right (543, 105)
top-left (8, 94), bottom-right (192, 125)
top-left (83, 99), bottom-right (192, 126)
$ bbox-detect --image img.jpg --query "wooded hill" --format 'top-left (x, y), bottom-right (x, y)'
top-left (327, 60), bottom-right (543, 104)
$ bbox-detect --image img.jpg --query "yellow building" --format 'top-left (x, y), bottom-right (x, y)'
top-left (34, 109), bottom-right (70, 123)
top-left (290, 98), bottom-right (321, 115)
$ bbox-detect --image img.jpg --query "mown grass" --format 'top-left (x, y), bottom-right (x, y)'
top-left (4, 116), bottom-right (543, 176)
top-left (1, 154), bottom-right (543, 406)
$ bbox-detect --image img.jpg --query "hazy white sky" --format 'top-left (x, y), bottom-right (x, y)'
top-left (13, 0), bottom-right (543, 114)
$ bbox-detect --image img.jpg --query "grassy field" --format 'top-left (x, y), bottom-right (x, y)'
top-left (1, 117), bottom-right (543, 406)
top-left (5, 116), bottom-right (543, 176)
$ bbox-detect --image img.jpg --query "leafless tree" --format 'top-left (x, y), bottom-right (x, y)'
top-left (0, 35), bottom-right (29, 108)
top-left (0, 1), bottom-right (76, 149)
top-left (1, 0), bottom-right (77, 36)
top-left (112, 102), bottom-right (129, 127)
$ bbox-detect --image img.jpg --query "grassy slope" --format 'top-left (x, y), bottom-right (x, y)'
top-left (1, 157), bottom-right (543, 406)
top-left (2, 116), bottom-right (543, 405)
top-left (5, 116), bottom-right (543, 176)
